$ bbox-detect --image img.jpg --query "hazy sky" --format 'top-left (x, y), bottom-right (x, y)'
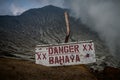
top-left (0, 0), bottom-right (65, 15)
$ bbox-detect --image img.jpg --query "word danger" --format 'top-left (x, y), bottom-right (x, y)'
top-left (48, 45), bottom-right (79, 55)
top-left (49, 55), bottom-right (80, 64)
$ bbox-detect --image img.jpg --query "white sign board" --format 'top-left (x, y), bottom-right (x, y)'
top-left (35, 41), bottom-right (96, 66)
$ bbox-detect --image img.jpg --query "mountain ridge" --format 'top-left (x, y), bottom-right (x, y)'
top-left (0, 5), bottom-right (119, 69)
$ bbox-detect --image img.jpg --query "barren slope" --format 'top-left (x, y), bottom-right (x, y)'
top-left (0, 58), bottom-right (97, 80)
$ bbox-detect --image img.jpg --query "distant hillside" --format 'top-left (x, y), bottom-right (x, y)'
top-left (0, 5), bottom-right (119, 69)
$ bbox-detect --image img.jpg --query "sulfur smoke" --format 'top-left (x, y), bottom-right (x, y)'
top-left (64, 0), bottom-right (120, 57)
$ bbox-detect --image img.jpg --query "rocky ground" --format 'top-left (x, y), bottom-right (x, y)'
top-left (0, 58), bottom-right (97, 80)
top-left (0, 57), bottom-right (120, 80)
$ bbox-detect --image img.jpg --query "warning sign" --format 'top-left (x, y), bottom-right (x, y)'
top-left (35, 40), bottom-right (96, 66)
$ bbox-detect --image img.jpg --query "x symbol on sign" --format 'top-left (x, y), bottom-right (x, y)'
top-left (36, 53), bottom-right (41, 60)
top-left (42, 53), bottom-right (47, 60)
top-left (88, 44), bottom-right (93, 50)
top-left (83, 45), bottom-right (87, 51)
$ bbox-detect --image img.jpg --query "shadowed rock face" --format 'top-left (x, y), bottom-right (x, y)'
top-left (0, 5), bottom-right (119, 69)
top-left (91, 66), bottom-right (120, 80)
top-left (103, 67), bottom-right (120, 80)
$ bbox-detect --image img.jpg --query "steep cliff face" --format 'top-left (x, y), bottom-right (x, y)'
top-left (0, 5), bottom-right (119, 69)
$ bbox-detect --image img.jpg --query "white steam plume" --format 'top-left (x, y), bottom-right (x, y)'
top-left (65, 0), bottom-right (120, 57)
top-left (10, 4), bottom-right (26, 15)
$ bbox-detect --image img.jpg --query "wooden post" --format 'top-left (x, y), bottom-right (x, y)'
top-left (64, 11), bottom-right (70, 43)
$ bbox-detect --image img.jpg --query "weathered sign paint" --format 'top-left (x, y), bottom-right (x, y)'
top-left (35, 40), bottom-right (96, 66)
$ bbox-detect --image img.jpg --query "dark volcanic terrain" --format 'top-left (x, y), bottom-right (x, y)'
top-left (0, 5), bottom-right (105, 59)
top-left (0, 5), bottom-right (120, 80)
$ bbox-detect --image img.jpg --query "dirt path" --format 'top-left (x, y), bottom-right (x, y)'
top-left (0, 58), bottom-right (97, 80)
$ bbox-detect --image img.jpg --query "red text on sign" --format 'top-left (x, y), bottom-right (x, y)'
top-left (49, 55), bottom-right (80, 64)
top-left (36, 52), bottom-right (47, 60)
top-left (48, 45), bottom-right (79, 55)
top-left (83, 44), bottom-right (93, 51)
